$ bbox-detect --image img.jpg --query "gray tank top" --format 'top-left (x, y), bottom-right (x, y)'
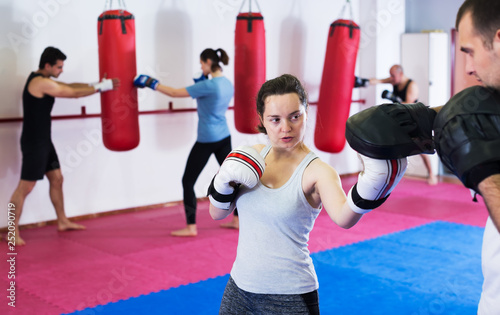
top-left (231, 145), bottom-right (322, 294)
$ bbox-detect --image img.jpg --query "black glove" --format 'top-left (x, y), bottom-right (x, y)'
top-left (382, 90), bottom-right (403, 103)
top-left (354, 76), bottom-right (369, 88)
top-left (434, 85), bottom-right (500, 193)
top-left (346, 102), bottom-right (436, 159)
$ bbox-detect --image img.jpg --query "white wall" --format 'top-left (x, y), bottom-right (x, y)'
top-left (0, 0), bottom-right (409, 227)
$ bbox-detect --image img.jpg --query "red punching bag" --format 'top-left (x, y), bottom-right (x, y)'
top-left (234, 7), bottom-right (266, 134)
top-left (97, 8), bottom-right (139, 151)
top-left (314, 19), bottom-right (360, 153)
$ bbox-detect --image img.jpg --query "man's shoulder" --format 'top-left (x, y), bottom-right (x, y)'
top-left (29, 75), bottom-right (57, 90)
top-left (26, 73), bottom-right (58, 97)
top-left (28, 73), bottom-right (51, 85)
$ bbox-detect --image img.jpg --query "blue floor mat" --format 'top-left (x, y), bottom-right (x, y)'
top-left (67, 221), bottom-right (483, 315)
top-left (314, 221), bottom-right (483, 314)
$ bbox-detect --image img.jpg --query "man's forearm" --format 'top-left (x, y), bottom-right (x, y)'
top-left (479, 173), bottom-right (500, 233)
top-left (66, 83), bottom-right (93, 88)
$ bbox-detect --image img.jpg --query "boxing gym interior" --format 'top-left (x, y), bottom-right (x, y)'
top-left (0, 0), bottom-right (487, 314)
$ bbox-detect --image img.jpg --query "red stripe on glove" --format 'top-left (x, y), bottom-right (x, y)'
top-left (226, 152), bottom-right (264, 178)
top-left (379, 159), bottom-right (400, 199)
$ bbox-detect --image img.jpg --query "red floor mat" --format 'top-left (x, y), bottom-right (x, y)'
top-left (0, 176), bottom-right (488, 314)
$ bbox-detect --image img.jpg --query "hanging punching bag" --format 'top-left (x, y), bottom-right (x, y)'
top-left (314, 19), bottom-right (360, 153)
top-left (97, 9), bottom-right (139, 151)
top-left (234, 11), bottom-right (266, 134)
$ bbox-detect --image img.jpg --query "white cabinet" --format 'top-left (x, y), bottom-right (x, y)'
top-left (401, 32), bottom-right (450, 178)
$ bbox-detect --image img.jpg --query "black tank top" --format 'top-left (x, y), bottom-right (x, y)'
top-left (393, 79), bottom-right (417, 103)
top-left (21, 72), bottom-right (55, 146)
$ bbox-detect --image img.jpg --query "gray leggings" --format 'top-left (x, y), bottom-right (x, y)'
top-left (220, 277), bottom-right (320, 314)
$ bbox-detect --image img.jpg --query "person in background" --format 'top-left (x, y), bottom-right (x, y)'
top-left (134, 48), bottom-right (237, 236)
top-left (9, 46), bottom-right (119, 246)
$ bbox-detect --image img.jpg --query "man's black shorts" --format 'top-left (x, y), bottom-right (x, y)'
top-left (21, 141), bottom-right (60, 181)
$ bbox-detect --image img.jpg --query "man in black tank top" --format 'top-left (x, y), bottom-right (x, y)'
top-left (369, 64), bottom-right (419, 103)
top-left (393, 78), bottom-right (415, 102)
top-left (366, 65), bottom-right (437, 185)
top-left (8, 47), bottom-right (119, 246)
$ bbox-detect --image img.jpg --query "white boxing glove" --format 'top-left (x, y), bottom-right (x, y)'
top-left (347, 154), bottom-right (407, 214)
top-left (91, 78), bottom-right (114, 92)
top-left (208, 146), bottom-right (266, 210)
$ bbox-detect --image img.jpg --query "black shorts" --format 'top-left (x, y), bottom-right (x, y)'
top-left (21, 141), bottom-right (60, 181)
top-left (220, 277), bottom-right (320, 314)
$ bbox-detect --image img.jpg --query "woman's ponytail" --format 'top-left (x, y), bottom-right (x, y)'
top-left (216, 48), bottom-right (229, 66)
top-left (200, 48), bottom-right (230, 72)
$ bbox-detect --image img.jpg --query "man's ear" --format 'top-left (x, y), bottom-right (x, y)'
top-left (493, 29), bottom-right (500, 54)
top-left (495, 29), bottom-right (500, 42)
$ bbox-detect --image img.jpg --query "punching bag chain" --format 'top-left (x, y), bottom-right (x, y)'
top-left (239, 0), bottom-right (262, 14)
top-left (104, 0), bottom-right (128, 11)
top-left (338, 0), bottom-right (354, 21)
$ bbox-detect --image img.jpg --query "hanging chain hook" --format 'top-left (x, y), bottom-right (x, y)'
top-left (238, 0), bottom-right (246, 13)
top-left (254, 0), bottom-right (261, 13)
top-left (104, 0), bottom-right (127, 11)
top-left (104, 0), bottom-right (110, 11)
top-left (118, 0), bottom-right (127, 10)
top-left (239, 0), bottom-right (261, 13)
top-left (349, 0), bottom-right (353, 20)
top-left (338, 0), bottom-right (353, 20)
